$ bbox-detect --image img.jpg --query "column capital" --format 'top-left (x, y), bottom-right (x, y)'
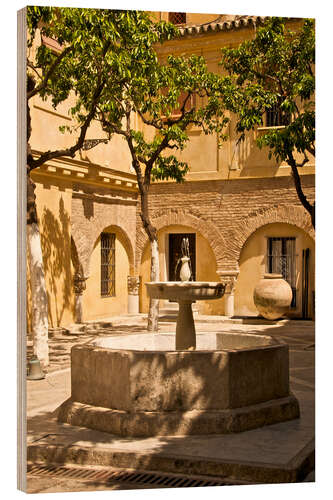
top-left (127, 276), bottom-right (140, 295)
top-left (73, 274), bottom-right (88, 295)
top-left (217, 270), bottom-right (239, 294)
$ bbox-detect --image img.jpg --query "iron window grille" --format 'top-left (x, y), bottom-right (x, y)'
top-left (267, 237), bottom-right (297, 308)
top-left (265, 104), bottom-right (291, 127)
top-left (169, 12), bottom-right (187, 25)
top-left (101, 232), bottom-right (115, 297)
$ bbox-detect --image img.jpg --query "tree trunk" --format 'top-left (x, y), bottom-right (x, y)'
top-left (288, 154), bottom-right (315, 229)
top-left (138, 183), bottom-right (160, 332)
top-left (310, 202), bottom-right (315, 229)
top-left (147, 237), bottom-right (160, 332)
top-left (27, 175), bottom-right (49, 367)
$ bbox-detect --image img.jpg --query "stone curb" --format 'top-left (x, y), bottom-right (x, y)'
top-left (27, 438), bottom-right (314, 485)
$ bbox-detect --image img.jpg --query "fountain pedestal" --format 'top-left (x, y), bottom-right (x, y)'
top-left (176, 301), bottom-right (196, 349)
top-left (145, 281), bottom-right (225, 350)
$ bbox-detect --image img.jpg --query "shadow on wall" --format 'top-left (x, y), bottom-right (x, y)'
top-left (237, 130), bottom-right (281, 177)
top-left (27, 251), bottom-right (32, 334)
top-left (40, 197), bottom-right (74, 327)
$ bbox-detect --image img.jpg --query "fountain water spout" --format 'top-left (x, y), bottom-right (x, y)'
top-left (175, 237), bottom-right (193, 281)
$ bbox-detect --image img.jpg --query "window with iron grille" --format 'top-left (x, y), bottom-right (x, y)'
top-left (101, 233), bottom-right (115, 297)
top-left (265, 104), bottom-right (290, 127)
top-left (267, 237), bottom-right (296, 307)
top-left (169, 12), bottom-right (187, 25)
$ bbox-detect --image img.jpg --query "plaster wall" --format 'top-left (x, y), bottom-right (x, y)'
top-left (83, 227), bottom-right (130, 321)
top-left (30, 93), bottom-right (133, 174)
top-left (235, 223), bottom-right (315, 317)
top-left (152, 18), bottom-right (314, 182)
top-left (27, 176), bottom-right (76, 330)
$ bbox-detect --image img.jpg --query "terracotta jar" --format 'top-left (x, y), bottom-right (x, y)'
top-left (253, 273), bottom-right (293, 320)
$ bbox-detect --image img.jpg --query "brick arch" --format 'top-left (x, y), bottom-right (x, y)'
top-left (73, 223), bottom-right (135, 277)
top-left (222, 204), bottom-right (315, 270)
top-left (136, 208), bottom-right (226, 272)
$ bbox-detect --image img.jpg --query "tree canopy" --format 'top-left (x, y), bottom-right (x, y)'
top-left (26, 6), bottom-right (229, 332)
top-left (27, 6), bottom-right (228, 230)
top-left (27, 7), bottom-right (179, 170)
top-left (219, 17), bottom-right (315, 226)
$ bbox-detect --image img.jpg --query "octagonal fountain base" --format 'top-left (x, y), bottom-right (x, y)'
top-left (58, 332), bottom-right (300, 437)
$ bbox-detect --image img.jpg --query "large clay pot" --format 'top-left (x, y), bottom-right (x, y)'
top-left (253, 273), bottom-right (293, 320)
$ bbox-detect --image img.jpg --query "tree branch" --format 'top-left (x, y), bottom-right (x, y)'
top-left (296, 155), bottom-right (309, 168)
top-left (306, 144), bottom-right (315, 157)
top-left (27, 60), bottom-right (42, 80)
top-left (27, 77), bottom-right (106, 172)
top-left (98, 107), bottom-right (128, 138)
top-left (137, 108), bottom-right (163, 130)
top-left (27, 46), bottom-right (73, 100)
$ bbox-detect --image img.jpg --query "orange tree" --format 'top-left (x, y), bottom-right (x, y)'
top-left (220, 17), bottom-right (315, 227)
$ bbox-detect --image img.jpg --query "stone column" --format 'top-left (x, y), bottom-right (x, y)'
top-left (73, 274), bottom-right (88, 324)
top-left (217, 271), bottom-right (239, 318)
top-left (127, 276), bottom-right (140, 314)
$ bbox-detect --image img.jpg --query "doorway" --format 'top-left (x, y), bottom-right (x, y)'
top-left (168, 233), bottom-right (196, 281)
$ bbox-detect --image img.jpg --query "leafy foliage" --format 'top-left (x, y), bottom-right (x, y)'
top-left (220, 17), bottom-right (315, 161)
top-left (219, 17), bottom-right (315, 225)
top-left (27, 7), bottom-right (228, 188)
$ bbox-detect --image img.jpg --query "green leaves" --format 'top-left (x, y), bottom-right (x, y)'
top-left (27, 6), bottom-right (229, 188)
top-left (152, 156), bottom-right (189, 183)
top-left (219, 17), bottom-right (315, 164)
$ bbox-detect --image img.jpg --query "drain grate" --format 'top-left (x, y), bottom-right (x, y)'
top-left (27, 464), bottom-right (230, 488)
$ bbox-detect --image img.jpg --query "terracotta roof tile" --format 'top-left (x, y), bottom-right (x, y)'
top-left (178, 16), bottom-right (269, 37)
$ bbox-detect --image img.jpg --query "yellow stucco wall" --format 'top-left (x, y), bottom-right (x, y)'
top-left (29, 176), bottom-right (76, 329)
top-left (83, 226), bottom-right (130, 321)
top-left (151, 18), bottom-right (315, 182)
top-left (30, 94), bottom-right (133, 174)
top-left (235, 223), bottom-right (315, 318)
top-left (140, 224), bottom-right (224, 314)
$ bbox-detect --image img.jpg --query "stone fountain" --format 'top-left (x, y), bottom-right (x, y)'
top-left (146, 281), bottom-right (225, 350)
top-left (58, 238), bottom-right (299, 437)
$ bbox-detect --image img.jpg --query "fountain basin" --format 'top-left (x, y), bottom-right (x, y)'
top-left (58, 332), bottom-right (300, 437)
top-left (146, 281), bottom-right (225, 302)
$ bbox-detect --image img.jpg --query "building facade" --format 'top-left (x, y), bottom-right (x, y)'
top-left (27, 13), bottom-right (315, 331)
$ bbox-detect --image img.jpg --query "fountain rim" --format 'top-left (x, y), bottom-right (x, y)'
top-left (145, 281), bottom-right (225, 288)
top-left (90, 332), bottom-right (285, 354)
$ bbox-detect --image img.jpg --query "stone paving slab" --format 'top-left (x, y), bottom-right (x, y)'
top-left (27, 388), bottom-right (313, 464)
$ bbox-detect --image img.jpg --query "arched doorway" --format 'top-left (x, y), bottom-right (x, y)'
top-left (235, 222), bottom-right (315, 318)
top-left (139, 224), bottom-right (225, 315)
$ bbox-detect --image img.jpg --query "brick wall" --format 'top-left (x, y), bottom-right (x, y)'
top-left (71, 183), bottom-right (138, 276)
top-left (136, 175), bottom-right (315, 272)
